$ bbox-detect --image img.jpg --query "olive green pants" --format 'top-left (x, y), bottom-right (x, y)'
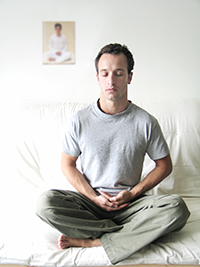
top-left (36, 190), bottom-right (190, 264)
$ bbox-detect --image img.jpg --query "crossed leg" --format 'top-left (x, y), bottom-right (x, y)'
top-left (36, 190), bottom-right (190, 264)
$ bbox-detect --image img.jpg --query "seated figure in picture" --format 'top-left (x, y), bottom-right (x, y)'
top-left (46, 23), bottom-right (72, 63)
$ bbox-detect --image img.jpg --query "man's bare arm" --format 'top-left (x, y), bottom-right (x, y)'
top-left (132, 153), bottom-right (173, 196)
top-left (106, 154), bottom-right (173, 205)
top-left (61, 152), bottom-right (128, 211)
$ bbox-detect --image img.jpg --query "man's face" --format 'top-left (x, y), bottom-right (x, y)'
top-left (55, 26), bottom-right (61, 36)
top-left (96, 53), bottom-right (133, 102)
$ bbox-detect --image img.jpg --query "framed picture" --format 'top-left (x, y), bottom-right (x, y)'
top-left (43, 21), bottom-right (75, 64)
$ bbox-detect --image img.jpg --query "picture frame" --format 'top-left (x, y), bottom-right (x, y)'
top-left (43, 21), bottom-right (75, 65)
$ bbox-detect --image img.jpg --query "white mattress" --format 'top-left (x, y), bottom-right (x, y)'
top-left (0, 176), bottom-right (199, 266)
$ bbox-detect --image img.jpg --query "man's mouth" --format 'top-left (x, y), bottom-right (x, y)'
top-left (106, 88), bottom-right (117, 92)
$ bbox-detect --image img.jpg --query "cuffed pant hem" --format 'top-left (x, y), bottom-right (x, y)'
top-left (100, 234), bottom-right (118, 265)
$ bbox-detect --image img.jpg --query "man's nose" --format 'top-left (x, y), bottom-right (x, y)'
top-left (108, 73), bottom-right (115, 86)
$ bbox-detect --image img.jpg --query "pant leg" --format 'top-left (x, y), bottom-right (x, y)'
top-left (36, 189), bottom-right (122, 239)
top-left (100, 194), bottom-right (190, 264)
top-left (46, 50), bottom-right (57, 59)
top-left (56, 51), bottom-right (72, 63)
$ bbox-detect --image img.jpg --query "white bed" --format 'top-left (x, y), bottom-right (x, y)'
top-left (0, 99), bottom-right (200, 266)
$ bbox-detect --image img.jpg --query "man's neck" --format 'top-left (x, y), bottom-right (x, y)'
top-left (98, 99), bottom-right (130, 115)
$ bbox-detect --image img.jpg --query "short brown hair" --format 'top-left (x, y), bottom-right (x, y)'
top-left (55, 23), bottom-right (62, 29)
top-left (95, 43), bottom-right (134, 74)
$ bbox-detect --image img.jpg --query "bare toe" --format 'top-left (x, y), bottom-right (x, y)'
top-left (58, 234), bottom-right (69, 249)
top-left (58, 234), bottom-right (67, 243)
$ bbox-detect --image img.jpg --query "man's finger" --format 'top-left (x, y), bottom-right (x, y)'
top-left (109, 196), bottom-right (117, 202)
top-left (108, 203), bottom-right (129, 211)
top-left (99, 191), bottom-right (114, 200)
top-left (110, 194), bottom-right (123, 202)
top-left (104, 199), bottom-right (118, 208)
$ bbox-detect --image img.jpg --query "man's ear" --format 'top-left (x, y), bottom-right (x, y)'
top-left (96, 73), bottom-right (100, 85)
top-left (128, 72), bottom-right (133, 84)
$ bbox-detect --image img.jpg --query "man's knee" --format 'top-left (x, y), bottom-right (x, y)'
top-left (36, 189), bottom-right (58, 220)
top-left (165, 194), bottom-right (190, 231)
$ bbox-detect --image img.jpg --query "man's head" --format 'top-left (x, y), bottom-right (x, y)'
top-left (55, 23), bottom-right (62, 36)
top-left (96, 44), bottom-right (134, 106)
top-left (95, 43), bottom-right (134, 75)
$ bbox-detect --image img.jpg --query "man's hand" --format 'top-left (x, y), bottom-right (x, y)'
top-left (100, 190), bottom-right (134, 205)
top-left (93, 190), bottom-right (133, 212)
top-left (56, 51), bottom-right (62, 56)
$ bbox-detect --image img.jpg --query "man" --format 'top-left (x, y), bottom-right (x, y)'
top-left (37, 43), bottom-right (190, 264)
top-left (46, 23), bottom-right (72, 63)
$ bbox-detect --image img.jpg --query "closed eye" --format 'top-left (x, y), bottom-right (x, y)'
top-left (115, 71), bottom-right (124, 76)
top-left (100, 70), bottom-right (108, 77)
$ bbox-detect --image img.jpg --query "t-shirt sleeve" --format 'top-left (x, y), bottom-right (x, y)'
top-left (62, 116), bottom-right (81, 157)
top-left (146, 118), bottom-right (169, 160)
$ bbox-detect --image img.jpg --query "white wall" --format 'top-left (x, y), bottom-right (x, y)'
top-left (0, 0), bottom-right (200, 105)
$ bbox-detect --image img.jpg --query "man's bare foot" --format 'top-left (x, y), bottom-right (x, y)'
top-left (58, 234), bottom-right (102, 249)
top-left (48, 58), bottom-right (56, 61)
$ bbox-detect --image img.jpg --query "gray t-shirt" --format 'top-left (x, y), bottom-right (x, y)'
top-left (62, 100), bottom-right (169, 195)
